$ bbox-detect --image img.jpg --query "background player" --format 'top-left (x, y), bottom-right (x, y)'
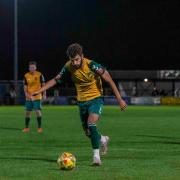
top-left (23, 61), bottom-right (46, 133)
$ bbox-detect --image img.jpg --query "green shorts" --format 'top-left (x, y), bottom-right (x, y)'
top-left (78, 97), bottom-right (104, 129)
top-left (25, 100), bottom-right (42, 111)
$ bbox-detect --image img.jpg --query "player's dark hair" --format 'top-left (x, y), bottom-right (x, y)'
top-left (28, 61), bottom-right (37, 66)
top-left (66, 43), bottom-right (83, 58)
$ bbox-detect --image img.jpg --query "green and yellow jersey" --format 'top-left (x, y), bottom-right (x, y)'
top-left (23, 71), bottom-right (45, 100)
top-left (56, 58), bottom-right (104, 102)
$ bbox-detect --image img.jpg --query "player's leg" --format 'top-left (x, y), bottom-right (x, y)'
top-left (82, 118), bottom-right (91, 138)
top-left (87, 113), bottom-right (101, 165)
top-left (23, 100), bottom-right (32, 132)
top-left (79, 102), bottom-right (101, 164)
top-left (78, 98), bottom-right (109, 165)
top-left (88, 98), bottom-right (109, 156)
top-left (87, 97), bottom-right (109, 165)
top-left (34, 100), bottom-right (43, 133)
top-left (35, 109), bottom-right (42, 132)
top-left (78, 103), bottom-right (90, 138)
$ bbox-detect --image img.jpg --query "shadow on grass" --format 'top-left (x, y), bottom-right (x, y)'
top-left (136, 134), bottom-right (180, 140)
top-left (0, 156), bottom-right (56, 163)
top-left (158, 141), bottom-right (180, 145)
top-left (136, 134), bottom-right (180, 145)
top-left (48, 168), bottom-right (60, 171)
top-left (0, 126), bottom-right (21, 131)
top-left (0, 156), bottom-right (62, 171)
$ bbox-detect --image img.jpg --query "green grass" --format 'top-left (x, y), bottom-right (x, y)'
top-left (0, 105), bottom-right (180, 179)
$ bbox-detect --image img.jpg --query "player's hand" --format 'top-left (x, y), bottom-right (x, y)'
top-left (25, 93), bottom-right (32, 100)
top-left (119, 99), bottom-right (127, 111)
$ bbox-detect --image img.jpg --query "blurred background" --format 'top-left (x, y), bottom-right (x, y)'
top-left (0, 0), bottom-right (180, 106)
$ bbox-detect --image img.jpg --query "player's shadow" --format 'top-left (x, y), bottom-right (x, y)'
top-left (0, 156), bottom-right (56, 163)
top-left (0, 156), bottom-right (59, 171)
top-left (0, 126), bottom-right (21, 131)
top-left (136, 134), bottom-right (180, 145)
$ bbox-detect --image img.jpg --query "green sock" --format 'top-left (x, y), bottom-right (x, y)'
top-left (25, 117), bottom-right (30, 128)
top-left (88, 123), bottom-right (101, 149)
top-left (37, 117), bottom-right (42, 128)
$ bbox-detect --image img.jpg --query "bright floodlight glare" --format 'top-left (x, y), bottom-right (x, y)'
top-left (144, 78), bottom-right (148, 82)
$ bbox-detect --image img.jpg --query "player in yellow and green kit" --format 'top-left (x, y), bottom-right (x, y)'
top-left (32, 43), bottom-right (127, 165)
top-left (23, 61), bottom-right (46, 133)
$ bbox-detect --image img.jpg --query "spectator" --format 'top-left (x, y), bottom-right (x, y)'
top-left (9, 84), bottom-right (17, 105)
top-left (152, 87), bottom-right (159, 96)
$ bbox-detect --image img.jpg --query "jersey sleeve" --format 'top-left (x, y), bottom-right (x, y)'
top-left (54, 65), bottom-right (69, 84)
top-left (40, 74), bottom-right (45, 84)
top-left (89, 60), bottom-right (105, 75)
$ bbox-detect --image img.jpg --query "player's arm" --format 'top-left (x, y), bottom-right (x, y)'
top-left (32, 65), bottom-right (68, 96)
top-left (32, 79), bottom-right (57, 96)
top-left (24, 85), bottom-right (30, 99)
top-left (90, 60), bottom-right (127, 111)
top-left (23, 77), bottom-right (31, 100)
top-left (100, 70), bottom-right (127, 110)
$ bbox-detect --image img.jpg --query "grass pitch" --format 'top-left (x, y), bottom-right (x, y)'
top-left (0, 105), bottom-right (180, 179)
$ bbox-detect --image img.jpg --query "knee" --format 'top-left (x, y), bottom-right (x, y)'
top-left (35, 110), bottom-right (41, 117)
top-left (88, 114), bottom-right (100, 124)
top-left (26, 111), bottom-right (31, 117)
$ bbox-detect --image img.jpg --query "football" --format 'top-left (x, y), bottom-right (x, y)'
top-left (57, 152), bottom-right (76, 170)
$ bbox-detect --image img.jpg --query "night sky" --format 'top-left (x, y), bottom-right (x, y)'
top-left (0, 0), bottom-right (180, 80)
